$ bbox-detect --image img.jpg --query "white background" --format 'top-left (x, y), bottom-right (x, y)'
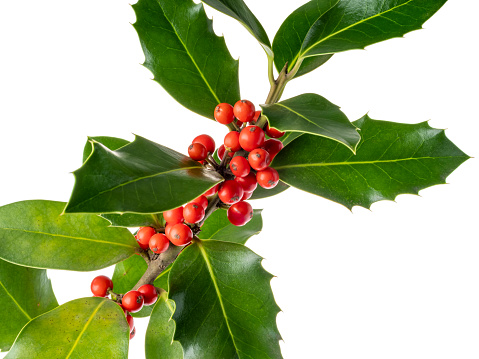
top-left (1, 0), bottom-right (478, 358)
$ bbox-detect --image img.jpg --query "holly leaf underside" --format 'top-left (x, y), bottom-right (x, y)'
top-left (133, 0), bottom-right (240, 119)
top-left (5, 298), bottom-right (129, 359)
top-left (169, 240), bottom-right (282, 359)
top-left (0, 259), bottom-right (58, 351)
top-left (0, 200), bottom-right (137, 271)
top-left (65, 135), bottom-right (224, 214)
top-left (261, 93), bottom-right (360, 152)
top-left (272, 115), bottom-right (469, 210)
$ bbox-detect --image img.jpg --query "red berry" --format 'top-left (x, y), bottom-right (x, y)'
top-left (235, 173), bottom-right (257, 192)
top-left (183, 203), bottom-right (205, 224)
top-left (90, 275), bottom-right (113, 297)
top-left (122, 291), bottom-right (144, 313)
top-left (248, 149), bottom-right (270, 171)
top-left (217, 144), bottom-right (234, 160)
top-left (224, 131), bottom-right (241, 152)
top-left (136, 226), bottom-right (156, 250)
top-left (149, 233), bottom-right (170, 254)
top-left (218, 180), bottom-right (244, 205)
top-left (257, 167), bottom-right (280, 189)
top-left (227, 201), bottom-right (254, 226)
top-left (229, 156), bottom-right (250, 178)
top-left (163, 207), bottom-right (184, 225)
top-left (165, 223), bottom-right (173, 240)
top-left (265, 124), bottom-right (285, 138)
top-left (214, 103), bottom-right (235, 124)
top-left (252, 110), bottom-right (261, 124)
top-left (138, 284), bottom-right (158, 306)
top-left (130, 327), bottom-right (136, 340)
top-left (233, 100), bottom-right (255, 123)
top-left (262, 138), bottom-right (284, 160)
top-left (188, 143), bottom-right (208, 161)
top-left (191, 195), bottom-right (208, 209)
top-left (169, 223), bottom-right (193, 246)
top-left (192, 134), bottom-right (215, 154)
top-left (241, 191), bottom-right (253, 201)
top-left (239, 125), bottom-right (265, 152)
top-left (204, 184), bottom-right (219, 196)
top-left (126, 313), bottom-right (134, 333)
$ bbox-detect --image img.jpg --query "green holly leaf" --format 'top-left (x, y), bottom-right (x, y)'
top-left (169, 240), bottom-right (282, 359)
top-left (273, 0), bottom-right (338, 77)
top-left (261, 93), bottom-right (360, 153)
top-left (198, 209), bottom-right (262, 245)
top-left (65, 135), bottom-right (224, 214)
top-left (133, 0), bottom-right (240, 119)
top-left (0, 259), bottom-right (58, 351)
top-left (5, 297), bottom-right (129, 359)
top-left (0, 200), bottom-right (138, 271)
top-left (82, 136), bottom-right (129, 163)
top-left (201, 0), bottom-right (271, 56)
top-left (249, 180), bottom-right (289, 200)
top-left (145, 292), bottom-right (183, 359)
top-left (272, 115), bottom-right (470, 210)
top-left (101, 213), bottom-right (163, 229)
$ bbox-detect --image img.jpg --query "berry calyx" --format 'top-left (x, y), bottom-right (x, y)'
top-left (214, 103), bottom-right (235, 124)
top-left (229, 156), bottom-right (250, 178)
top-left (149, 233), bottom-right (170, 254)
top-left (188, 143), bottom-right (208, 161)
top-left (122, 290), bottom-right (144, 313)
top-left (262, 138), bottom-right (284, 160)
top-left (137, 284), bottom-right (158, 306)
top-left (90, 275), bottom-right (113, 297)
top-left (235, 172), bottom-right (257, 192)
top-left (248, 148), bottom-right (270, 171)
top-left (169, 223), bottom-right (193, 246)
top-left (257, 167), bottom-right (280, 189)
top-left (217, 144), bottom-right (234, 160)
top-left (136, 226), bottom-right (156, 250)
top-left (191, 195), bottom-right (208, 209)
top-left (224, 131), bottom-right (241, 152)
top-left (239, 125), bottom-right (265, 152)
top-left (233, 100), bottom-right (255, 123)
top-left (192, 134), bottom-right (215, 154)
top-left (218, 180), bottom-right (244, 205)
top-left (265, 124), bottom-right (285, 138)
top-left (183, 203), bottom-right (205, 224)
top-left (126, 313), bottom-right (134, 333)
top-left (163, 207), bottom-right (184, 225)
top-left (227, 201), bottom-right (254, 226)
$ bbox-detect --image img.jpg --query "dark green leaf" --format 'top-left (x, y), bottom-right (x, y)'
top-left (65, 135), bottom-right (224, 214)
top-left (169, 240), bottom-right (282, 359)
top-left (5, 297), bottom-right (129, 359)
top-left (201, 0), bottom-right (271, 56)
top-left (102, 213), bottom-right (163, 229)
top-left (145, 292), bottom-right (183, 359)
top-left (82, 136), bottom-right (130, 163)
top-left (272, 115), bottom-right (470, 209)
top-left (273, 0), bottom-right (338, 76)
top-left (198, 209), bottom-right (262, 244)
top-left (133, 0), bottom-right (240, 119)
top-left (250, 180), bottom-right (289, 200)
top-left (261, 93), bottom-right (360, 152)
top-left (0, 200), bottom-right (138, 271)
top-left (280, 132), bottom-right (303, 147)
top-left (153, 263), bottom-right (172, 292)
top-left (0, 259), bottom-right (58, 351)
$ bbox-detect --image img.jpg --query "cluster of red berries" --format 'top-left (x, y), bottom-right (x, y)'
top-left (187, 99), bottom-right (285, 226)
top-left (90, 275), bottom-right (158, 340)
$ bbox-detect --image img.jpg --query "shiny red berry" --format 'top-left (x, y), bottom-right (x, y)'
top-left (214, 103), bottom-right (235, 124)
top-left (149, 233), bottom-right (170, 254)
top-left (229, 156), bottom-right (250, 177)
top-left (224, 131), bottom-right (241, 152)
top-left (217, 144), bottom-right (234, 160)
top-left (169, 223), bottom-right (193, 246)
top-left (257, 167), bottom-right (280, 189)
top-left (233, 100), bottom-right (255, 123)
top-left (188, 143), bottom-right (208, 161)
top-left (262, 138), bottom-right (284, 160)
top-left (122, 291), bottom-right (144, 313)
top-left (183, 203), bottom-right (205, 224)
top-left (235, 172), bottom-right (257, 192)
top-left (252, 110), bottom-right (261, 124)
top-left (90, 275), bottom-right (113, 297)
top-left (248, 149), bottom-right (270, 171)
top-left (227, 201), bottom-right (254, 226)
top-left (218, 180), bottom-right (244, 205)
top-left (126, 313), bottom-right (134, 333)
top-left (241, 191), bottom-right (253, 201)
top-left (138, 284), bottom-right (158, 306)
top-left (165, 223), bottom-right (173, 239)
top-left (136, 226), bottom-right (156, 250)
top-left (192, 134), bottom-right (215, 154)
top-left (204, 184), bottom-right (219, 196)
top-left (239, 125), bottom-right (265, 152)
top-left (265, 124), bottom-right (285, 138)
top-left (192, 195), bottom-right (208, 209)
top-left (163, 207), bottom-right (184, 225)
top-left (130, 327), bottom-right (136, 340)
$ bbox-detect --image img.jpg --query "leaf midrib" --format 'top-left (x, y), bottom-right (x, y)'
top-left (0, 279), bottom-right (31, 320)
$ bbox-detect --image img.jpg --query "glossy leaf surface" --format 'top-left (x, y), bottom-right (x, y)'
top-left (82, 136), bottom-right (129, 163)
top-left (273, 115), bottom-right (469, 209)
top-left (133, 0), bottom-right (240, 119)
top-left (169, 240), bottom-right (282, 359)
top-left (145, 292), bottom-right (183, 359)
top-left (261, 93), bottom-right (360, 152)
top-left (198, 209), bottom-right (262, 244)
top-left (6, 298), bottom-right (129, 359)
top-left (0, 259), bottom-right (58, 351)
top-left (102, 213), bottom-right (163, 229)
top-left (65, 135), bottom-right (223, 214)
top-left (250, 180), bottom-right (289, 200)
top-left (0, 200), bottom-right (138, 271)
top-left (201, 0), bottom-right (271, 56)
